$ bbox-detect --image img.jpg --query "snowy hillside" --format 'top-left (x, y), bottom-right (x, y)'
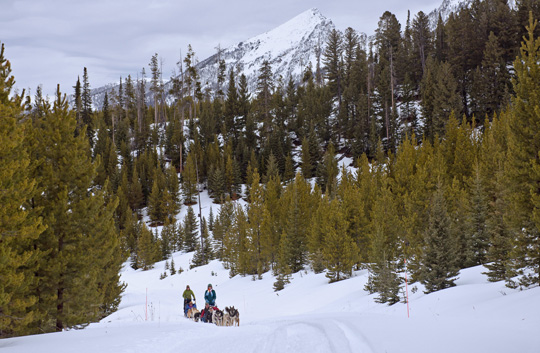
top-left (2, 190), bottom-right (540, 353)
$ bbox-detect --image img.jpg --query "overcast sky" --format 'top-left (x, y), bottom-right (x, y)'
top-left (2, 0), bottom-right (442, 99)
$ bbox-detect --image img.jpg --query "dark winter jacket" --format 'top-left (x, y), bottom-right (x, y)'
top-left (204, 289), bottom-right (216, 305)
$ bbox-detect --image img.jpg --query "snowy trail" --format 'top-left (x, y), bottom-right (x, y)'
top-left (0, 314), bottom-right (374, 353)
top-left (2, 254), bottom-right (539, 353)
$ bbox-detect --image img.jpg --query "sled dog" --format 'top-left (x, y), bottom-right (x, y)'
top-left (212, 308), bottom-right (225, 326)
top-left (222, 312), bottom-right (231, 326)
top-left (187, 307), bottom-right (200, 321)
top-left (225, 306), bottom-right (240, 326)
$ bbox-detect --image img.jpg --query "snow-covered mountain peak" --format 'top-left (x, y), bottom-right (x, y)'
top-left (247, 7), bottom-right (329, 46)
top-left (189, 8), bottom-right (334, 97)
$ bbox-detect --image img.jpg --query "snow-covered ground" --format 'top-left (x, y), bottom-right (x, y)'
top-left (2, 248), bottom-right (539, 353)
top-left (2, 159), bottom-right (538, 352)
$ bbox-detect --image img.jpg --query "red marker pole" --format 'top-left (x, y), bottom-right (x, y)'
top-left (146, 288), bottom-right (148, 321)
top-left (404, 258), bottom-right (410, 318)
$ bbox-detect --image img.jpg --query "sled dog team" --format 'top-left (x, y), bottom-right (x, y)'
top-left (183, 284), bottom-right (240, 327)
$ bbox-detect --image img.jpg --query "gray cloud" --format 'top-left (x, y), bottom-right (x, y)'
top-left (2, 0), bottom-right (441, 98)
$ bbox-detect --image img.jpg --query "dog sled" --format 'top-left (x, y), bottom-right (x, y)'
top-left (185, 300), bottom-right (201, 321)
top-left (193, 305), bottom-right (240, 327)
top-left (204, 305), bottom-right (240, 327)
top-left (184, 298), bottom-right (239, 326)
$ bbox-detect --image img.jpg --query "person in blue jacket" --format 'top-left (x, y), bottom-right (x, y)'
top-left (204, 283), bottom-right (216, 306)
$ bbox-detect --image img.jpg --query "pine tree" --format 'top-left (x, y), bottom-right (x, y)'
top-left (137, 223), bottom-right (159, 270)
top-left (354, 153), bottom-right (380, 263)
top-left (322, 199), bottom-right (358, 283)
top-left (224, 153), bottom-right (236, 196)
top-left (170, 257), bottom-right (177, 275)
top-left (283, 153), bottom-right (295, 183)
top-left (224, 67), bottom-right (239, 139)
top-left (477, 115), bottom-right (511, 282)
top-left (116, 166), bottom-right (131, 231)
top-left (300, 137), bottom-right (313, 178)
top-left (87, 181), bottom-right (126, 319)
top-left (470, 32), bottom-right (511, 124)
top-left (390, 134), bottom-right (432, 271)
top-left (434, 13), bottom-right (447, 62)
top-left (337, 167), bottom-right (369, 269)
top-left (246, 170), bottom-right (267, 277)
top-left (29, 86), bottom-right (124, 332)
top-left (411, 11), bottom-right (432, 80)
top-left (273, 232), bottom-right (292, 291)
top-left (316, 142), bottom-right (338, 195)
top-left (73, 77), bottom-right (83, 129)
top-left (365, 178), bottom-right (402, 304)
top-left (446, 178), bottom-right (474, 269)
top-left (465, 161), bottom-right (490, 266)
top-left (81, 67), bottom-right (94, 146)
top-left (182, 151), bottom-right (198, 205)
top-left (129, 164), bottom-right (144, 213)
top-left (261, 174), bottom-right (283, 269)
top-left (164, 163), bottom-right (180, 220)
top-left (183, 45), bottom-right (200, 105)
top-left (484, 171), bottom-right (512, 281)
top-left (183, 206), bottom-right (199, 252)
top-left (264, 153), bottom-right (280, 183)
top-left (276, 208), bottom-right (301, 277)
top-left (102, 90), bottom-right (112, 129)
top-left (191, 218), bottom-right (213, 268)
top-left (147, 165), bottom-right (166, 225)
top-left (208, 207), bottom-right (214, 232)
top-left (375, 11), bottom-right (402, 152)
top-left (421, 58), bottom-right (461, 141)
top-left (213, 198), bottom-right (234, 260)
top-left (164, 115), bottom-right (184, 169)
top-left (120, 206), bottom-right (139, 258)
top-left (504, 15), bottom-right (540, 287)
top-left (420, 183), bottom-right (460, 293)
top-left (149, 53), bottom-right (162, 125)
top-left (0, 42), bottom-right (45, 337)
top-left (441, 114), bottom-right (476, 187)
top-left (515, 1), bottom-right (540, 44)
top-left (238, 73), bottom-right (250, 127)
top-left (275, 175), bottom-right (311, 283)
top-left (160, 218), bottom-right (174, 259)
top-left (305, 192), bottom-right (328, 268)
top-left (257, 60), bottom-right (274, 135)
top-left (323, 28), bottom-right (344, 116)
top-left (224, 203), bottom-right (251, 276)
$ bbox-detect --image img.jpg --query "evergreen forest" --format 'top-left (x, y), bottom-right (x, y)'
top-left (1, 0), bottom-right (540, 338)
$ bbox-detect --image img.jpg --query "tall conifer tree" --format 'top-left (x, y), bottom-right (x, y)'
top-left (0, 43), bottom-right (45, 337)
top-left (183, 206), bottom-right (199, 252)
top-left (504, 15), bottom-right (540, 287)
top-left (29, 86), bottom-right (123, 331)
top-left (420, 183), bottom-right (460, 293)
top-left (81, 67), bottom-right (94, 146)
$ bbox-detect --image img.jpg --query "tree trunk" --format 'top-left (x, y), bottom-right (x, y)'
top-left (56, 284), bottom-right (64, 332)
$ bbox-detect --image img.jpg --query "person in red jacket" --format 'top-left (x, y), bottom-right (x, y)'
top-left (200, 302), bottom-right (212, 323)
